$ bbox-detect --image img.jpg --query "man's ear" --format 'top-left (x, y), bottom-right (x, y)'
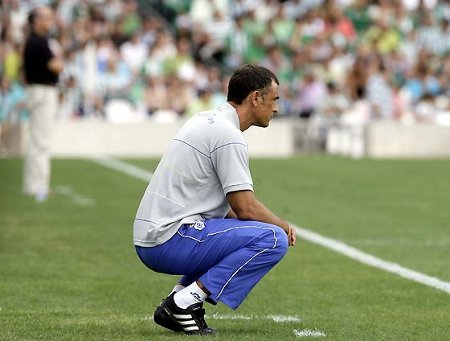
top-left (251, 90), bottom-right (260, 107)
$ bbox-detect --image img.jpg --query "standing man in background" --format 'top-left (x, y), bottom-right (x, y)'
top-left (23, 6), bottom-right (63, 201)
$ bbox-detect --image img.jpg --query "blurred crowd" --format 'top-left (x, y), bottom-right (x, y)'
top-left (1, 0), bottom-right (450, 126)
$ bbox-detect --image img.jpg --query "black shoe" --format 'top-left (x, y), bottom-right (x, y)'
top-left (154, 300), bottom-right (183, 332)
top-left (158, 292), bottom-right (216, 335)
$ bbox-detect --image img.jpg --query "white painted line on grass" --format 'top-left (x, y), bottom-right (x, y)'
top-left (293, 329), bottom-right (326, 338)
top-left (90, 157), bottom-right (450, 295)
top-left (268, 315), bottom-right (301, 323)
top-left (54, 185), bottom-right (96, 207)
top-left (210, 313), bottom-right (301, 323)
top-left (208, 313), bottom-right (250, 321)
top-left (88, 156), bottom-right (153, 182)
top-left (145, 313), bottom-right (301, 323)
top-left (292, 225), bottom-right (450, 294)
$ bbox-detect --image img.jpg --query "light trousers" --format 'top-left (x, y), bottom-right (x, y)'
top-left (23, 85), bottom-right (58, 196)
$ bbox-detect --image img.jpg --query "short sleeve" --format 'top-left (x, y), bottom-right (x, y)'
top-left (211, 139), bottom-right (254, 195)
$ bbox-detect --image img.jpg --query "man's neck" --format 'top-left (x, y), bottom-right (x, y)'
top-left (228, 101), bottom-right (252, 132)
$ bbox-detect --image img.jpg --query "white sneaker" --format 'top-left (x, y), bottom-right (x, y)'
top-left (35, 188), bottom-right (48, 202)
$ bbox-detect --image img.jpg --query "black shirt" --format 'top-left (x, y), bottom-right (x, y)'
top-left (23, 32), bottom-right (58, 85)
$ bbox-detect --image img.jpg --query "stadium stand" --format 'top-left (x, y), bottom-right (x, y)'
top-left (0, 0), bottom-right (449, 155)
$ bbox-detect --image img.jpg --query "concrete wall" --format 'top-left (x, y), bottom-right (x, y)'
top-left (50, 120), bottom-right (183, 158)
top-left (366, 122), bottom-right (450, 158)
top-left (9, 119), bottom-right (450, 159)
top-left (327, 121), bottom-right (450, 158)
top-left (15, 119), bottom-right (295, 158)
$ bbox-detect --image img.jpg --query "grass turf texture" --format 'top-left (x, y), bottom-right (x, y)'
top-left (1, 157), bottom-right (449, 340)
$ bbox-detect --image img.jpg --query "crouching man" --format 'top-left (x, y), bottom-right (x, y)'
top-left (134, 64), bottom-right (296, 335)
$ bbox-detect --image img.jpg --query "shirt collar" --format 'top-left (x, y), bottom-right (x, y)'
top-left (218, 102), bottom-right (240, 130)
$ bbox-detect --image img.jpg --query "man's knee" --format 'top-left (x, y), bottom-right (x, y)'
top-left (258, 224), bottom-right (288, 259)
top-left (274, 225), bottom-right (289, 258)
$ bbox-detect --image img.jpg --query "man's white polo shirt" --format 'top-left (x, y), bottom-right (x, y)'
top-left (133, 102), bottom-right (254, 247)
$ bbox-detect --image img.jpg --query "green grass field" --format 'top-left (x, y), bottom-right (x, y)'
top-left (1, 157), bottom-right (449, 340)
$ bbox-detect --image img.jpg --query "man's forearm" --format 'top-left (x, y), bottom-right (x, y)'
top-left (238, 199), bottom-right (290, 233)
top-left (227, 190), bottom-right (296, 246)
top-left (47, 57), bottom-right (64, 74)
top-left (255, 200), bottom-right (290, 233)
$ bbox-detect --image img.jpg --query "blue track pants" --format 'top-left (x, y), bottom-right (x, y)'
top-left (135, 218), bottom-right (288, 309)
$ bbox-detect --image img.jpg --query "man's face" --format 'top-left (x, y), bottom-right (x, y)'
top-left (35, 7), bottom-right (55, 35)
top-left (253, 79), bottom-right (279, 128)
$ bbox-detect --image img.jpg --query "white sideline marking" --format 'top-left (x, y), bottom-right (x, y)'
top-left (293, 225), bottom-right (450, 294)
top-left (88, 156), bottom-right (153, 182)
top-left (210, 313), bottom-right (301, 323)
top-left (145, 313), bottom-right (301, 323)
top-left (54, 185), bottom-right (95, 207)
top-left (268, 315), bottom-right (301, 323)
top-left (90, 157), bottom-right (450, 295)
top-left (293, 329), bottom-right (326, 338)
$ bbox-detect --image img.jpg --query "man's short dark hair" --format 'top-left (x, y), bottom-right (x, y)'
top-left (28, 6), bottom-right (48, 26)
top-left (227, 64), bottom-right (279, 104)
top-left (28, 9), bottom-right (37, 25)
